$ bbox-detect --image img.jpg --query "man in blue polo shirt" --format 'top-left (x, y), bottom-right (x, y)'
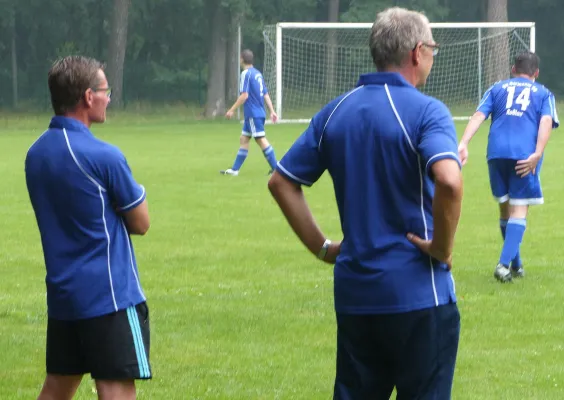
top-left (268, 7), bottom-right (463, 399)
top-left (26, 56), bottom-right (151, 399)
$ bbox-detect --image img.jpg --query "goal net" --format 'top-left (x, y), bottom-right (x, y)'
top-left (262, 22), bottom-right (535, 122)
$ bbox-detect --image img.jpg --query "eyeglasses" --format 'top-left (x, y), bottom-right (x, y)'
top-left (91, 87), bottom-right (112, 99)
top-left (413, 42), bottom-right (440, 56)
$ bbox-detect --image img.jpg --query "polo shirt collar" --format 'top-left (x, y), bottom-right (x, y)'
top-left (357, 72), bottom-right (414, 88)
top-left (49, 116), bottom-right (93, 135)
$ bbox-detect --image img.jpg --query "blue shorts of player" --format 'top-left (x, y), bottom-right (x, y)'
top-left (333, 303), bottom-right (460, 399)
top-left (488, 158), bottom-right (543, 205)
top-left (242, 118), bottom-right (265, 138)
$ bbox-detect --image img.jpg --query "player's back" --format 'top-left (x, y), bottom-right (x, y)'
top-left (479, 77), bottom-right (557, 160)
top-left (240, 67), bottom-right (266, 118)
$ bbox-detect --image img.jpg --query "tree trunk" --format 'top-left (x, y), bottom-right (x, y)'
top-left (205, 4), bottom-right (228, 118)
top-left (11, 8), bottom-right (18, 108)
top-left (226, 14), bottom-right (242, 106)
top-left (106, 0), bottom-right (131, 108)
top-left (325, 0), bottom-right (339, 99)
top-left (485, 0), bottom-right (509, 85)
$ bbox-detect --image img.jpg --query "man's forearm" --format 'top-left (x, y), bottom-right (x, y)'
top-left (430, 161), bottom-right (463, 262)
top-left (268, 173), bottom-right (326, 256)
top-left (460, 112), bottom-right (486, 145)
top-left (264, 94), bottom-right (275, 114)
top-left (229, 93), bottom-right (248, 112)
top-left (535, 116), bottom-right (553, 155)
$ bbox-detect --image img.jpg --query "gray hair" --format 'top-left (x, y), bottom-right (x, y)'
top-left (369, 7), bottom-right (433, 70)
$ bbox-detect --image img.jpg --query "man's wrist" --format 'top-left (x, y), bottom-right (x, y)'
top-left (317, 239), bottom-right (331, 260)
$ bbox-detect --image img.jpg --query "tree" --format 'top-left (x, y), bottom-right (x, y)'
top-left (325, 0), bottom-right (339, 98)
top-left (485, 0), bottom-right (510, 85)
top-left (107, 0), bottom-right (131, 107)
top-left (204, 0), bottom-right (229, 117)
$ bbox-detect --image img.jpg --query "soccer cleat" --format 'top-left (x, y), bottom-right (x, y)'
top-left (220, 168), bottom-right (239, 176)
top-left (494, 263), bottom-right (512, 283)
top-left (511, 266), bottom-right (525, 278)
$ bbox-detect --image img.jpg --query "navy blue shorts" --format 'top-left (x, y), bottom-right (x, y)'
top-left (488, 158), bottom-right (543, 205)
top-left (333, 303), bottom-right (460, 400)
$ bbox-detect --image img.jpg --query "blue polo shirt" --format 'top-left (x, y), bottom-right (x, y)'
top-left (277, 72), bottom-right (461, 314)
top-left (25, 116), bottom-right (147, 320)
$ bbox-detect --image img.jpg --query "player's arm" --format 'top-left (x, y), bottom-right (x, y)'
top-left (263, 93), bottom-right (278, 123)
top-left (105, 149), bottom-right (150, 235)
top-left (268, 173), bottom-right (339, 262)
top-left (516, 92), bottom-right (558, 177)
top-left (121, 200), bottom-right (150, 235)
top-left (459, 87), bottom-right (494, 165)
top-left (408, 101), bottom-right (463, 270)
top-left (226, 92), bottom-right (248, 118)
top-left (268, 114), bottom-right (339, 263)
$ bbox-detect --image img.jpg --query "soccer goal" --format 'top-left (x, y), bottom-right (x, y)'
top-left (262, 22), bottom-right (535, 122)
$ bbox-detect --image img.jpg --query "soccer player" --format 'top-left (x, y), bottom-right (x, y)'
top-left (26, 56), bottom-right (152, 399)
top-left (268, 7), bottom-right (463, 399)
top-left (458, 51), bottom-right (559, 282)
top-left (221, 49), bottom-right (278, 176)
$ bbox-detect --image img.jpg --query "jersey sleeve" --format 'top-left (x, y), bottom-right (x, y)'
top-left (417, 100), bottom-right (461, 178)
top-left (240, 70), bottom-right (251, 94)
top-left (276, 114), bottom-right (326, 186)
top-left (104, 148), bottom-right (146, 212)
top-left (541, 90), bottom-right (560, 129)
top-left (476, 85), bottom-right (495, 118)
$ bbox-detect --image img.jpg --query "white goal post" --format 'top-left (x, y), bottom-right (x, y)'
top-left (262, 22), bottom-right (535, 122)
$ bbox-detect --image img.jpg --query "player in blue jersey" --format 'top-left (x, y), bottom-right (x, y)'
top-left (221, 49), bottom-right (278, 176)
top-left (269, 8), bottom-right (463, 399)
top-left (26, 56), bottom-right (151, 399)
top-left (458, 51), bottom-right (559, 282)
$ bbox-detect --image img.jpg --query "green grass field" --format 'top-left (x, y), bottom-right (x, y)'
top-left (1, 111), bottom-right (564, 399)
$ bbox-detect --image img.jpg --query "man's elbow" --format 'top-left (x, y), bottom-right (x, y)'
top-left (130, 219), bottom-right (150, 235)
top-left (433, 161), bottom-right (463, 196)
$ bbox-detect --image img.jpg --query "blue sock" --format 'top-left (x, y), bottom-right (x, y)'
top-left (499, 218), bottom-right (526, 267)
top-left (231, 148), bottom-right (248, 171)
top-left (263, 145), bottom-right (277, 170)
top-left (500, 219), bottom-right (523, 268)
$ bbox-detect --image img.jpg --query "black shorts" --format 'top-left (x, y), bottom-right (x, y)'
top-left (46, 302), bottom-right (151, 380)
top-left (333, 303), bottom-right (460, 400)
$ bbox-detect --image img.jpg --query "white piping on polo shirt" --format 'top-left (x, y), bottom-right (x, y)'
top-left (62, 128), bottom-right (118, 312)
top-left (384, 84), bottom-right (439, 307)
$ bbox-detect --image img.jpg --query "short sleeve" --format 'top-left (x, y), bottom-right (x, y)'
top-left (541, 91), bottom-right (559, 129)
top-left (476, 85), bottom-right (494, 118)
top-left (105, 149), bottom-right (146, 211)
top-left (417, 100), bottom-right (461, 178)
top-left (276, 116), bottom-right (326, 186)
top-left (240, 71), bottom-right (251, 94)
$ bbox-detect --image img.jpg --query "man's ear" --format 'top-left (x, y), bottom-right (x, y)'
top-left (534, 68), bottom-right (540, 79)
top-left (411, 42), bottom-right (421, 66)
top-left (84, 88), bottom-right (94, 108)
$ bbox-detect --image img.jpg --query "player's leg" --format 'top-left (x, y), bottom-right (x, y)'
top-left (488, 159), bottom-right (514, 282)
top-left (38, 375), bottom-right (83, 400)
top-left (81, 302), bottom-right (152, 400)
top-left (220, 121), bottom-right (252, 176)
top-left (38, 318), bottom-right (85, 400)
top-left (499, 160), bottom-right (544, 278)
top-left (394, 304), bottom-right (460, 400)
top-left (499, 202), bottom-right (523, 271)
top-left (251, 118), bottom-right (278, 174)
top-left (333, 314), bottom-right (394, 400)
top-left (95, 380), bottom-right (136, 400)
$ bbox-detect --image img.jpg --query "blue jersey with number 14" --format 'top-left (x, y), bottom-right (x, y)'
top-left (477, 77), bottom-right (559, 160)
top-left (240, 67), bottom-right (267, 119)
